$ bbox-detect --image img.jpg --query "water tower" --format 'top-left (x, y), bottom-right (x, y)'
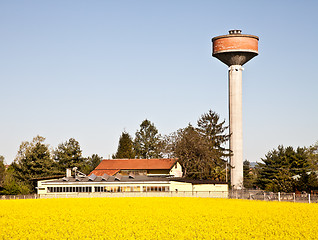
top-left (212, 30), bottom-right (259, 189)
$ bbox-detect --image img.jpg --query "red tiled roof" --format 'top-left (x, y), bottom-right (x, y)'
top-left (89, 158), bottom-right (177, 176)
top-left (97, 158), bottom-right (177, 170)
top-left (90, 169), bottom-right (119, 176)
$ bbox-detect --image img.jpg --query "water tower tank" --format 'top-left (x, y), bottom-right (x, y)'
top-left (212, 30), bottom-right (259, 66)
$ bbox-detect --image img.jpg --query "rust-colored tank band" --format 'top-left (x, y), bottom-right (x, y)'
top-left (213, 36), bottom-right (258, 54)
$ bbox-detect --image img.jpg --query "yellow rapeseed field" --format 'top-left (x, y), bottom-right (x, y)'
top-left (0, 197), bottom-right (317, 239)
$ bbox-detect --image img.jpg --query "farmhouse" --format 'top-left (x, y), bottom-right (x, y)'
top-left (37, 158), bottom-right (228, 197)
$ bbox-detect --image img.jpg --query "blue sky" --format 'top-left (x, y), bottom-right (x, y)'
top-left (1, 1), bottom-right (317, 164)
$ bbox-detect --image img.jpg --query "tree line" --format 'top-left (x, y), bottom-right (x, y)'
top-left (0, 136), bottom-right (102, 195)
top-left (1, 108), bottom-right (318, 194)
top-left (0, 109), bottom-right (231, 195)
top-left (113, 110), bottom-right (231, 181)
top-left (114, 110), bottom-right (318, 193)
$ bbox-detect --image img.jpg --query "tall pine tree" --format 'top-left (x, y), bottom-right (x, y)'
top-left (134, 119), bottom-right (163, 159)
top-left (197, 110), bottom-right (231, 167)
top-left (113, 132), bottom-right (135, 159)
top-left (54, 138), bottom-right (85, 172)
top-left (11, 136), bottom-right (57, 192)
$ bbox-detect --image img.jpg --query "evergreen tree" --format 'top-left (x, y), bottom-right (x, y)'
top-left (256, 145), bottom-right (309, 192)
top-left (0, 156), bottom-right (5, 188)
top-left (54, 138), bottom-right (85, 172)
top-left (11, 136), bottom-right (56, 192)
top-left (0, 166), bottom-right (30, 195)
top-left (307, 142), bottom-right (318, 172)
top-left (113, 132), bottom-right (135, 159)
top-left (197, 110), bottom-right (231, 167)
top-left (134, 119), bottom-right (163, 159)
top-left (83, 154), bottom-right (103, 174)
top-left (12, 136), bottom-right (56, 181)
top-left (293, 142), bottom-right (318, 192)
top-left (296, 171), bottom-right (318, 192)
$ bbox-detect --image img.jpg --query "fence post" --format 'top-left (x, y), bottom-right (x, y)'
top-left (308, 194), bottom-right (311, 204)
top-left (278, 192), bottom-right (280, 202)
top-left (264, 192), bottom-right (266, 201)
top-left (293, 193), bottom-right (295, 203)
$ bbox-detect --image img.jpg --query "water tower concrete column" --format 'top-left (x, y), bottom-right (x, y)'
top-left (212, 30), bottom-right (259, 189)
top-left (228, 65), bottom-right (243, 188)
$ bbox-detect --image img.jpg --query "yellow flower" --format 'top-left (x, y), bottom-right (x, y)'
top-left (0, 198), bottom-right (317, 239)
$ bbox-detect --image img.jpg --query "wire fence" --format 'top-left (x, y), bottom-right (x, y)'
top-left (0, 194), bottom-right (38, 200)
top-left (1, 190), bottom-right (317, 203)
top-left (228, 189), bottom-right (318, 203)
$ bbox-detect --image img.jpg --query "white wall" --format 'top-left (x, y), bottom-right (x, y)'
top-left (169, 181), bottom-right (193, 192)
top-left (192, 184), bottom-right (228, 192)
top-left (169, 162), bottom-right (183, 177)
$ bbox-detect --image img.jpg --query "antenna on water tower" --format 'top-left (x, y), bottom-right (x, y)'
top-left (212, 30), bottom-right (259, 189)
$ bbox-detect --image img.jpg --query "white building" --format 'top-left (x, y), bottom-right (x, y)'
top-left (37, 159), bottom-right (228, 198)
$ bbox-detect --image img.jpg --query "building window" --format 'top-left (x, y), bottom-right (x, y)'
top-left (46, 186), bottom-right (93, 193)
top-left (142, 186), bottom-right (169, 192)
top-left (46, 185), bottom-right (168, 193)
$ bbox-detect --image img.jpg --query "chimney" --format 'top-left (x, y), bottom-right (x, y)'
top-left (66, 168), bottom-right (72, 178)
